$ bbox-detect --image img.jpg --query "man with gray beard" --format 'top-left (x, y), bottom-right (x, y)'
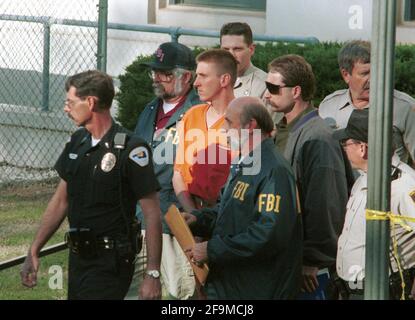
top-left (125, 42), bottom-right (201, 300)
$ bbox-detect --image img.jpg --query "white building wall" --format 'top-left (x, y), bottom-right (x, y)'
top-left (266, 0), bottom-right (372, 42)
top-left (156, 5), bottom-right (265, 32)
top-left (396, 25), bottom-right (415, 44)
top-left (155, 3), bottom-right (265, 48)
top-left (108, 0), bottom-right (148, 24)
top-left (107, 0), bottom-right (159, 76)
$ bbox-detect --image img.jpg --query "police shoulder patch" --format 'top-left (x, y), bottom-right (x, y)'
top-left (129, 146), bottom-right (149, 167)
top-left (69, 153), bottom-right (78, 160)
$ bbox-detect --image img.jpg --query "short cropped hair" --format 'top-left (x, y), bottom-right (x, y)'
top-left (268, 54), bottom-right (316, 102)
top-left (338, 40), bottom-right (371, 74)
top-left (196, 49), bottom-right (238, 86)
top-left (65, 70), bottom-right (115, 109)
top-left (220, 22), bottom-right (253, 45)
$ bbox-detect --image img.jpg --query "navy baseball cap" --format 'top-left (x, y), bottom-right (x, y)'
top-left (141, 42), bottom-right (196, 71)
top-left (332, 108), bottom-right (369, 143)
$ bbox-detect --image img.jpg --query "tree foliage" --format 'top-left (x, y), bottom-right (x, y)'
top-left (116, 42), bottom-right (415, 130)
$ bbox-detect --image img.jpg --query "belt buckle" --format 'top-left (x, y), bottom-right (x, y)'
top-left (65, 231), bottom-right (80, 254)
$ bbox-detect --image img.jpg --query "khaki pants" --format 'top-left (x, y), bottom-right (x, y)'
top-left (125, 231), bottom-right (196, 300)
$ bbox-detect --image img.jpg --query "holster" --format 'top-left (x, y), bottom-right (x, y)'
top-left (115, 218), bottom-right (143, 257)
top-left (65, 228), bottom-right (98, 259)
top-left (130, 218), bottom-right (143, 255)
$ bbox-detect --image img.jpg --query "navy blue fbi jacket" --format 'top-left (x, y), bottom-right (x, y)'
top-left (191, 138), bottom-right (303, 299)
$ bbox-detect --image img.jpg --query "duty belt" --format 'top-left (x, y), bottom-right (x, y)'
top-left (65, 229), bottom-right (126, 258)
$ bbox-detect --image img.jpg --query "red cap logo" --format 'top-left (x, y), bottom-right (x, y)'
top-left (155, 48), bottom-right (165, 62)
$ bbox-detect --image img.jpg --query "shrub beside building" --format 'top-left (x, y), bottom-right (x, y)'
top-left (116, 42), bottom-right (415, 130)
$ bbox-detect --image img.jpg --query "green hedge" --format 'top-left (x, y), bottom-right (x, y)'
top-left (116, 42), bottom-right (415, 131)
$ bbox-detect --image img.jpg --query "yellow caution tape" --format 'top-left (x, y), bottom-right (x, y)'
top-left (365, 209), bottom-right (415, 300)
top-left (366, 209), bottom-right (415, 231)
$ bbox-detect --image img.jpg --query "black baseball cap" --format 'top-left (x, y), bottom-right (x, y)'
top-left (332, 108), bottom-right (369, 143)
top-left (140, 42), bottom-right (196, 71)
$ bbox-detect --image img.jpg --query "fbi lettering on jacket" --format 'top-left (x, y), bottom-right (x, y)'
top-left (258, 194), bottom-right (282, 213)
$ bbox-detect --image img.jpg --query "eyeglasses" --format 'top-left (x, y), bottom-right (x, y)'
top-left (148, 70), bottom-right (174, 82)
top-left (64, 97), bottom-right (86, 108)
top-left (340, 140), bottom-right (361, 148)
top-left (265, 81), bottom-right (292, 95)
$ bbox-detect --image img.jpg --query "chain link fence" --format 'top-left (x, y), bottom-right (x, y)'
top-left (106, 30), bottom-right (220, 78)
top-left (0, 1), bottom-right (317, 186)
top-left (0, 0), bottom-right (99, 185)
top-left (0, 1), bottom-right (216, 186)
top-left (107, 29), bottom-right (171, 78)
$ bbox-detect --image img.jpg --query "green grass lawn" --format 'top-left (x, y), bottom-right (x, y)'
top-left (0, 251), bottom-right (68, 299)
top-left (0, 180), bottom-right (68, 300)
top-left (0, 180), bottom-right (169, 300)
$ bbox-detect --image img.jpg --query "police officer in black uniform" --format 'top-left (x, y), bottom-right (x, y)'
top-left (20, 70), bottom-right (162, 300)
top-left (184, 96), bottom-right (303, 299)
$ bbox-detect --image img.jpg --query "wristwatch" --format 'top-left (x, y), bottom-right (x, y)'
top-left (145, 270), bottom-right (160, 279)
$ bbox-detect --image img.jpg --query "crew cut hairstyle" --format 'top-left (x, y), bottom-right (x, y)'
top-left (196, 49), bottom-right (238, 86)
top-left (338, 40), bottom-right (371, 74)
top-left (220, 22), bottom-right (253, 45)
top-left (268, 54), bottom-right (316, 102)
top-left (65, 70), bottom-right (115, 110)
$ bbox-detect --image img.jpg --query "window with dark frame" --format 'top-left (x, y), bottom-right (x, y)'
top-left (170, 0), bottom-right (266, 11)
top-left (404, 0), bottom-right (415, 21)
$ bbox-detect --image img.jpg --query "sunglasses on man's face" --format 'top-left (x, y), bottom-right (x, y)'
top-left (265, 81), bottom-right (292, 95)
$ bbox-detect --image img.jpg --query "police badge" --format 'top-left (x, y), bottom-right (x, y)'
top-left (101, 152), bottom-right (116, 172)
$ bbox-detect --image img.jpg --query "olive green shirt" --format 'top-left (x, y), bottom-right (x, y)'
top-left (275, 105), bottom-right (315, 153)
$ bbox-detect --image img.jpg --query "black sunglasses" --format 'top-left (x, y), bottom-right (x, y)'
top-left (265, 81), bottom-right (292, 95)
